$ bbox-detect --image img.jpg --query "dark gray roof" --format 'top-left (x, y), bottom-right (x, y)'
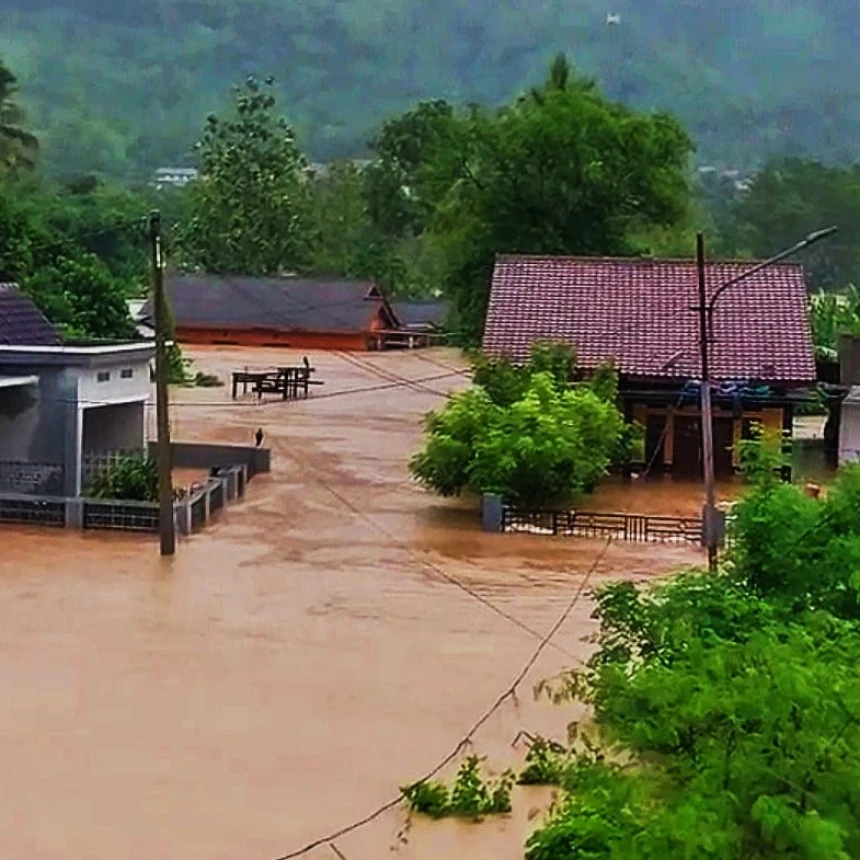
top-left (0, 284), bottom-right (61, 346)
top-left (393, 300), bottom-right (449, 330)
top-left (149, 275), bottom-right (400, 333)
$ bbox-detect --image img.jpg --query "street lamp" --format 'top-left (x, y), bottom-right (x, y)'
top-left (697, 226), bottom-right (838, 572)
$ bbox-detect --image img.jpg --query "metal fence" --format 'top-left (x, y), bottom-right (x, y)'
top-left (81, 449), bottom-right (147, 487)
top-left (0, 494), bottom-right (66, 527)
top-left (0, 462), bottom-right (65, 496)
top-left (502, 506), bottom-right (703, 545)
top-left (83, 499), bottom-right (159, 531)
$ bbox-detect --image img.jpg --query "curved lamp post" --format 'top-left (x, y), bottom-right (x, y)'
top-left (696, 226), bottom-right (838, 572)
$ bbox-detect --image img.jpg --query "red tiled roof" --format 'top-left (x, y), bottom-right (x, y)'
top-left (482, 255), bottom-right (816, 384)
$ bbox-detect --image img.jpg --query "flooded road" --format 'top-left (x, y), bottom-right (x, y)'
top-left (0, 347), bottom-right (702, 859)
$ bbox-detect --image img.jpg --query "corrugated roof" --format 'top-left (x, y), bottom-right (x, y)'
top-left (0, 284), bottom-right (61, 347)
top-left (482, 255), bottom-right (816, 384)
top-left (149, 276), bottom-right (398, 333)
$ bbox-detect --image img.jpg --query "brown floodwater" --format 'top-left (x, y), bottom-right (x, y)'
top-left (0, 347), bottom-right (702, 859)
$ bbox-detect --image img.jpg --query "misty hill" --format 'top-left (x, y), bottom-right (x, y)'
top-left (1, 0), bottom-right (858, 178)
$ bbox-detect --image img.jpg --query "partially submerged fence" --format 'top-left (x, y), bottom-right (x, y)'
top-left (0, 442), bottom-right (270, 536)
top-left (500, 505), bottom-right (703, 546)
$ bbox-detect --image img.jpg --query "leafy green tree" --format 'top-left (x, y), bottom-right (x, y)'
top-left (366, 99), bottom-right (457, 239)
top-left (410, 346), bottom-right (625, 504)
top-left (422, 57), bottom-right (693, 339)
top-left (22, 246), bottom-right (137, 340)
top-left (180, 76), bottom-right (313, 275)
top-left (0, 59), bottom-right (38, 174)
top-left (731, 159), bottom-right (860, 289)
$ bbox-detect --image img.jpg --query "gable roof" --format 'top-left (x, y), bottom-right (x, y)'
top-left (392, 300), bottom-right (449, 331)
top-left (483, 255), bottom-right (816, 384)
top-left (149, 275), bottom-right (400, 334)
top-left (0, 284), bottom-right (61, 347)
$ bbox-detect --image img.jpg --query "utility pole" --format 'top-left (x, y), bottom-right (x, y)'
top-left (696, 225), bottom-right (838, 574)
top-left (150, 210), bottom-right (175, 556)
top-left (696, 233), bottom-right (718, 573)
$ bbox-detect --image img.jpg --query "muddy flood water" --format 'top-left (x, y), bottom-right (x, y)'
top-left (0, 347), bottom-right (703, 859)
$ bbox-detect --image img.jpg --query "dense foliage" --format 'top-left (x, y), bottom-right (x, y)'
top-left (179, 77), bottom-right (313, 275)
top-left (402, 756), bottom-right (514, 820)
top-left (717, 159), bottom-right (860, 290)
top-left (85, 454), bottom-right (158, 502)
top-left (3, 0), bottom-right (860, 178)
top-left (409, 345), bottom-right (627, 505)
top-left (522, 443), bottom-right (860, 859)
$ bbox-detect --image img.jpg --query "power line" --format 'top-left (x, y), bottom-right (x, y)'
top-left (278, 449), bottom-right (588, 664)
top-left (268, 536), bottom-right (614, 860)
top-left (29, 368), bottom-right (464, 410)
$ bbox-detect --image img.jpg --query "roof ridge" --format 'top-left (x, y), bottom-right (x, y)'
top-left (494, 253), bottom-right (804, 269)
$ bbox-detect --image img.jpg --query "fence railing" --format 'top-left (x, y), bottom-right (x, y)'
top-left (0, 462), bottom-right (65, 496)
top-left (0, 449), bottom-right (258, 535)
top-left (81, 449), bottom-right (146, 487)
top-left (0, 494), bottom-right (66, 526)
top-left (502, 506), bottom-right (703, 545)
top-left (83, 498), bottom-right (160, 531)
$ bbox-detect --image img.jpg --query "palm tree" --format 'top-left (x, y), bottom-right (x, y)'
top-left (0, 60), bottom-right (38, 174)
top-left (523, 53), bottom-right (597, 107)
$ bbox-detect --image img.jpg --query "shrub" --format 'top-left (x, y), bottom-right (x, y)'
top-left (410, 346), bottom-right (627, 505)
top-left (193, 370), bottom-right (223, 387)
top-left (402, 756), bottom-right (514, 820)
top-left (85, 454), bottom-right (158, 502)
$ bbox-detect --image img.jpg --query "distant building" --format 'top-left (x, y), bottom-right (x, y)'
top-left (152, 167), bottom-right (199, 190)
top-left (141, 275), bottom-right (444, 351)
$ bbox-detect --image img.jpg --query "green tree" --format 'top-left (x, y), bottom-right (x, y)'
top-left (179, 76), bottom-right (313, 275)
top-left (410, 346), bottom-right (625, 504)
top-left (0, 59), bottom-right (38, 175)
top-left (22, 246), bottom-right (137, 340)
top-left (732, 159), bottom-right (860, 289)
top-left (422, 57), bottom-right (693, 340)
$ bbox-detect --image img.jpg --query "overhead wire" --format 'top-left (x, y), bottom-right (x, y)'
top-left (264, 363), bottom-right (700, 860)
top-left (268, 536), bottom-right (614, 860)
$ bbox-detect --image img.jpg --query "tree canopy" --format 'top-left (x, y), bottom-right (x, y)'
top-left (179, 76), bottom-right (313, 276)
top-left (3, 0), bottom-right (860, 179)
top-left (409, 345), bottom-right (627, 504)
top-left (521, 442), bottom-right (860, 859)
top-left (0, 59), bottom-right (38, 174)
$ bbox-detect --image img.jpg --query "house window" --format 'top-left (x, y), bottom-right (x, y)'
top-left (121, 368), bottom-right (134, 379)
top-left (96, 371), bottom-right (110, 383)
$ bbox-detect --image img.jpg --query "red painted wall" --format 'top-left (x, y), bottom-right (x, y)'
top-left (176, 327), bottom-right (376, 351)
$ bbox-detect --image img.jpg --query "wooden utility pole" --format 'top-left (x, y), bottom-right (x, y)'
top-left (696, 233), bottom-right (717, 573)
top-left (150, 210), bottom-right (175, 556)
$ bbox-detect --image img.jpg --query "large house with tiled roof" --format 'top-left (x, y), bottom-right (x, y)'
top-left (483, 255), bottom-right (817, 478)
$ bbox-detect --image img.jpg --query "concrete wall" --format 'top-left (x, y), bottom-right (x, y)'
top-left (82, 402), bottom-right (145, 454)
top-left (0, 366), bottom-right (79, 493)
top-left (839, 391), bottom-right (860, 464)
top-left (148, 441), bottom-right (271, 476)
top-left (76, 360), bottom-right (151, 406)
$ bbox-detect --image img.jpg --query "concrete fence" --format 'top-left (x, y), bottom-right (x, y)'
top-left (0, 441), bottom-right (270, 535)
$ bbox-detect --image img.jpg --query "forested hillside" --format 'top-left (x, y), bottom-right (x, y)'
top-left (1, 0), bottom-right (858, 178)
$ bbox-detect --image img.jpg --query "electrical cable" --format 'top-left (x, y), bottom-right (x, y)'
top-left (267, 536), bottom-right (614, 860)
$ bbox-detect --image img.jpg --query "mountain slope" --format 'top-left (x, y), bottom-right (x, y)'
top-left (1, 0), bottom-right (858, 178)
